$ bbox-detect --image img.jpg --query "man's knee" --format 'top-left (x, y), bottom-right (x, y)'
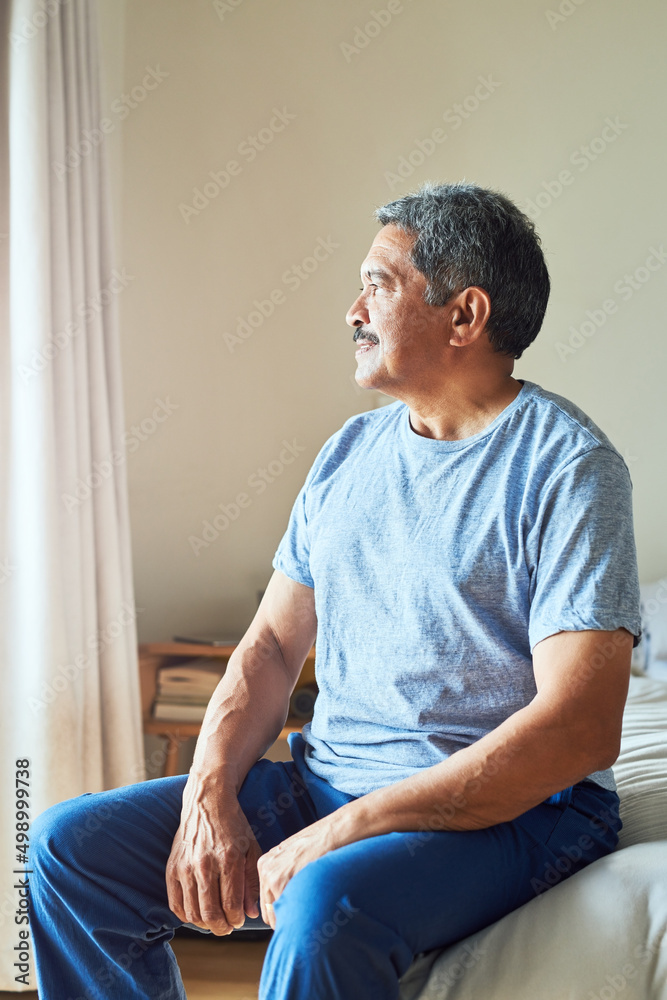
top-left (32, 795), bottom-right (88, 873)
top-left (266, 861), bottom-right (370, 983)
top-left (275, 858), bottom-right (362, 941)
top-left (32, 791), bottom-right (125, 876)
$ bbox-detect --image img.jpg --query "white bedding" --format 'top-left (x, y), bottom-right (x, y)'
top-left (399, 842), bottom-right (667, 1000)
top-left (399, 672), bottom-right (667, 1000)
top-left (615, 673), bottom-right (667, 849)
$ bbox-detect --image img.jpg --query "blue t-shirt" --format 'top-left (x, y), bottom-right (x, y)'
top-left (272, 380), bottom-right (642, 797)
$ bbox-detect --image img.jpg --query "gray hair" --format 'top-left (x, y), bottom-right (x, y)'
top-left (375, 182), bottom-right (550, 359)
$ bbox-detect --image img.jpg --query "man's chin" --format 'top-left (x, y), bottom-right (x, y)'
top-left (354, 367), bottom-right (381, 391)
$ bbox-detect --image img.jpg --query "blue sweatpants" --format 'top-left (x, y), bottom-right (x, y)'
top-left (30, 733), bottom-right (621, 999)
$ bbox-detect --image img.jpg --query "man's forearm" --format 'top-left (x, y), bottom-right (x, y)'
top-left (327, 696), bottom-right (613, 849)
top-left (253, 628), bottom-right (631, 923)
top-left (253, 690), bottom-right (617, 926)
top-left (316, 628), bottom-right (631, 852)
top-left (190, 635), bottom-right (295, 795)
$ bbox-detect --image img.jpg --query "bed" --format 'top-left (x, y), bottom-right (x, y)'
top-left (399, 580), bottom-right (667, 1000)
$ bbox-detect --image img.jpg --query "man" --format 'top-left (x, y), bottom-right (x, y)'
top-left (31, 182), bottom-right (641, 1000)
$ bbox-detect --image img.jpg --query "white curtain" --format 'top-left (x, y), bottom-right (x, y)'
top-left (0, 0), bottom-right (144, 989)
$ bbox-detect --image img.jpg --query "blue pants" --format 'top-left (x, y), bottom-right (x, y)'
top-left (30, 733), bottom-right (621, 999)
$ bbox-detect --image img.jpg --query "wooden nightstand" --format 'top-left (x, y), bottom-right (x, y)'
top-left (139, 642), bottom-right (316, 777)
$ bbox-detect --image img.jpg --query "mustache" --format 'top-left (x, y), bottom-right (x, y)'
top-left (353, 327), bottom-right (379, 345)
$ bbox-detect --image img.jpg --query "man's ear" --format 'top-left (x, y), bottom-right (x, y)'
top-left (448, 286), bottom-right (492, 347)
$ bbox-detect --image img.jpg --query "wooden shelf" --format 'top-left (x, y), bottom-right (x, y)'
top-left (139, 642), bottom-right (315, 777)
top-left (143, 716), bottom-right (306, 741)
top-left (140, 642), bottom-right (241, 658)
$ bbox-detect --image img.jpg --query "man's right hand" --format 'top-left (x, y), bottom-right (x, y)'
top-left (166, 774), bottom-right (263, 935)
top-left (165, 571), bottom-right (317, 935)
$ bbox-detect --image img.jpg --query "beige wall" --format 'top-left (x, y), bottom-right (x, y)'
top-left (99, 0), bottom-right (667, 643)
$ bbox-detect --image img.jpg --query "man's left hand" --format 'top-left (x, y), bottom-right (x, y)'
top-left (257, 816), bottom-right (340, 928)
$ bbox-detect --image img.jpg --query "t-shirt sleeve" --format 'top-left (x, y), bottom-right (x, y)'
top-left (527, 446), bottom-right (642, 652)
top-left (272, 416), bottom-right (361, 589)
top-left (271, 425), bottom-right (345, 589)
top-left (272, 476), bottom-right (314, 589)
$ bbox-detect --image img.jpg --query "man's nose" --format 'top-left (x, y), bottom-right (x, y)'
top-left (345, 292), bottom-right (369, 328)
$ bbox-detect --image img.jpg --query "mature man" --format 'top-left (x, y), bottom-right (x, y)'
top-left (31, 182), bottom-right (641, 1000)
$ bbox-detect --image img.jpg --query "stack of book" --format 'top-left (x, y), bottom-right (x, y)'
top-left (152, 658), bottom-right (226, 722)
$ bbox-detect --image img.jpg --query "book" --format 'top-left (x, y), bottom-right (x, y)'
top-left (152, 701), bottom-right (209, 723)
top-left (157, 680), bottom-right (221, 698)
top-left (172, 634), bottom-right (240, 647)
top-left (157, 658), bottom-right (225, 699)
top-left (153, 658), bottom-right (226, 722)
top-left (154, 692), bottom-right (214, 706)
